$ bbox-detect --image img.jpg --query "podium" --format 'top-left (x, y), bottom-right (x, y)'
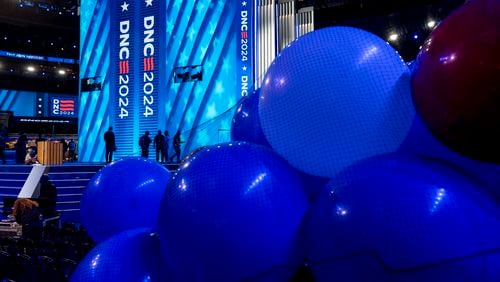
top-left (37, 141), bottom-right (64, 165)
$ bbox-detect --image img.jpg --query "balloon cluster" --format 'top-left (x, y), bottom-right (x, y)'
top-left (73, 1), bottom-right (499, 281)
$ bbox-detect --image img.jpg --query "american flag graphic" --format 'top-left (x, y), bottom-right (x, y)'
top-left (59, 99), bottom-right (75, 112)
top-left (144, 57), bottom-right (154, 71)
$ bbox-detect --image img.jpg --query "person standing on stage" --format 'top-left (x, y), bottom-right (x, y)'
top-left (153, 130), bottom-right (165, 163)
top-left (139, 131), bottom-right (152, 158)
top-left (104, 126), bottom-right (116, 164)
top-left (169, 130), bottom-right (182, 163)
top-left (15, 131), bottom-right (28, 164)
top-left (68, 139), bottom-right (76, 161)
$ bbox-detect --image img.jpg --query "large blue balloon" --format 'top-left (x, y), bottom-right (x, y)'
top-left (304, 154), bottom-right (500, 281)
top-left (259, 27), bottom-right (415, 178)
top-left (71, 228), bottom-right (161, 282)
top-left (81, 157), bottom-right (171, 242)
top-left (231, 88), bottom-right (269, 146)
top-left (158, 142), bottom-right (309, 281)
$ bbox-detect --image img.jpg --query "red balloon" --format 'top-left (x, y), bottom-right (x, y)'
top-left (411, 0), bottom-right (500, 163)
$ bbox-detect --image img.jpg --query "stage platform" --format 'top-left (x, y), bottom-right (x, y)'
top-left (0, 151), bottom-right (179, 224)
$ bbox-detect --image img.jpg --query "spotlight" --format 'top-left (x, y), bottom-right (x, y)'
top-left (26, 66), bottom-right (36, 72)
top-left (427, 20), bottom-right (437, 29)
top-left (58, 69), bottom-right (66, 75)
top-left (388, 33), bottom-right (399, 42)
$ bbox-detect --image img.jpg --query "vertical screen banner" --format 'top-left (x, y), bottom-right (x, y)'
top-left (239, 0), bottom-right (255, 96)
top-left (139, 0), bottom-right (160, 140)
top-left (112, 0), bottom-right (136, 157)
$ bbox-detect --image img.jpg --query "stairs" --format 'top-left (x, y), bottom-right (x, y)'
top-left (1, 162), bottom-right (177, 224)
top-left (46, 165), bottom-right (104, 223)
top-left (0, 166), bottom-right (33, 213)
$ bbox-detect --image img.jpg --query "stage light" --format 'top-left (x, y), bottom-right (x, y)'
top-left (58, 69), bottom-right (66, 75)
top-left (427, 20), bottom-right (437, 29)
top-left (388, 33), bottom-right (399, 42)
top-left (26, 66), bottom-right (35, 72)
top-left (3, 36), bottom-right (7, 40)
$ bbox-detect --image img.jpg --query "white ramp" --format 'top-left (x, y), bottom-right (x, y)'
top-left (18, 165), bottom-right (49, 198)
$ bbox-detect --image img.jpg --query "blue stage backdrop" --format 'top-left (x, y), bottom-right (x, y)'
top-left (79, 0), bottom-right (254, 162)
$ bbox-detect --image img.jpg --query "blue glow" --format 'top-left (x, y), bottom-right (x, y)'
top-left (431, 187), bottom-right (446, 213)
top-left (80, 0), bottom-right (247, 162)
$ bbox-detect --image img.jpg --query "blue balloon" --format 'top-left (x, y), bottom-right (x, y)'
top-left (259, 27), bottom-right (415, 178)
top-left (81, 157), bottom-right (171, 242)
top-left (158, 142), bottom-right (309, 281)
top-left (304, 154), bottom-right (500, 282)
top-left (399, 112), bottom-right (500, 202)
top-left (71, 228), bottom-right (161, 282)
top-left (231, 88), bottom-right (269, 146)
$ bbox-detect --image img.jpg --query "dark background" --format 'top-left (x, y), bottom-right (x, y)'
top-left (0, 0), bottom-right (466, 94)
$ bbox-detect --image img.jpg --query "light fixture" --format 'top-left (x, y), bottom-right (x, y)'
top-left (388, 33), bottom-right (399, 42)
top-left (427, 20), bottom-right (437, 29)
top-left (58, 69), bottom-right (66, 75)
top-left (26, 66), bottom-right (36, 72)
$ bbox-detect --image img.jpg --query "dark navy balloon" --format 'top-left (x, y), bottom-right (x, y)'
top-left (304, 154), bottom-right (500, 281)
top-left (400, 112), bottom-right (500, 202)
top-left (158, 142), bottom-right (309, 281)
top-left (81, 157), bottom-right (171, 242)
top-left (231, 88), bottom-right (269, 146)
top-left (259, 26), bottom-right (415, 178)
top-left (71, 228), bottom-right (161, 282)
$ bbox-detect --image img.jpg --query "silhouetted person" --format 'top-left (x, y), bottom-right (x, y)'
top-left (68, 139), bottom-right (76, 161)
top-left (13, 198), bottom-right (42, 241)
top-left (38, 175), bottom-right (57, 217)
top-left (139, 131), bottom-right (152, 158)
top-left (15, 131), bottom-right (28, 164)
top-left (153, 130), bottom-right (165, 163)
top-left (104, 127), bottom-right (116, 163)
top-left (169, 130), bottom-right (182, 163)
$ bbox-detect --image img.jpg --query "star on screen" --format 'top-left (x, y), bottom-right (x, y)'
top-left (121, 1), bottom-right (129, 11)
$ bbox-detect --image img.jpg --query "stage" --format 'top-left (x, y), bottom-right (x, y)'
top-left (0, 151), bottom-right (179, 224)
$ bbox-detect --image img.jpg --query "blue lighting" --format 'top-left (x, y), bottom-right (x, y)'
top-left (79, 0), bottom-right (251, 162)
